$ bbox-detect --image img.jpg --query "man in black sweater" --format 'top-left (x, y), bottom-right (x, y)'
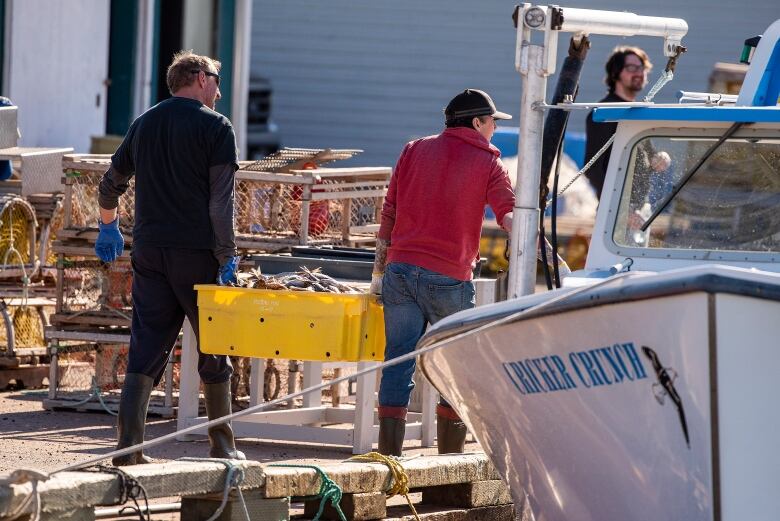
top-left (585, 46), bottom-right (670, 200)
top-left (96, 50), bottom-right (244, 465)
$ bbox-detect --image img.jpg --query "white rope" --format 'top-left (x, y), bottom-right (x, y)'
top-left (548, 69), bottom-right (675, 203)
top-left (643, 69), bottom-right (674, 103)
top-left (54, 270), bottom-right (641, 475)
top-left (179, 458), bottom-right (250, 521)
top-left (2, 272), bottom-right (641, 519)
top-left (0, 469), bottom-right (48, 521)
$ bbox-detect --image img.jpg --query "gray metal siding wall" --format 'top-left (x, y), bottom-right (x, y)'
top-left (251, 0), bottom-right (779, 166)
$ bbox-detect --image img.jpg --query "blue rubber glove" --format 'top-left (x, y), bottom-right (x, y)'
top-left (95, 219), bottom-right (124, 263)
top-left (217, 256), bottom-right (240, 285)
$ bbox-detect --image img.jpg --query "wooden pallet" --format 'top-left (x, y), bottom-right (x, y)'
top-left (0, 364), bottom-right (49, 389)
top-left (0, 454), bottom-right (514, 521)
top-left (41, 396), bottom-right (174, 418)
top-left (45, 326), bottom-right (131, 344)
top-left (50, 311), bottom-right (131, 329)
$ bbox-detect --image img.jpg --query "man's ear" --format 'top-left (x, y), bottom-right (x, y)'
top-left (472, 116), bottom-right (481, 129)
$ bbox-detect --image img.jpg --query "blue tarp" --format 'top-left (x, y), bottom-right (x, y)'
top-left (491, 128), bottom-right (587, 168)
top-left (486, 128), bottom-right (587, 218)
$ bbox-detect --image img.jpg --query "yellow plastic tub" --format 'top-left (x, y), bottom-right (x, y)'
top-left (196, 285), bottom-right (385, 362)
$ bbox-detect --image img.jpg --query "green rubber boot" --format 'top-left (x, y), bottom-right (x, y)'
top-left (203, 380), bottom-right (246, 459)
top-left (112, 373), bottom-right (155, 466)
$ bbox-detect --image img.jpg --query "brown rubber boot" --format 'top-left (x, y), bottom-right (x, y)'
top-left (112, 373), bottom-right (155, 466)
top-left (377, 406), bottom-right (407, 456)
top-left (203, 380), bottom-right (246, 459)
top-left (436, 404), bottom-right (467, 454)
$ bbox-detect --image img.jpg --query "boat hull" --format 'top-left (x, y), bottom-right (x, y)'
top-left (420, 288), bottom-right (780, 521)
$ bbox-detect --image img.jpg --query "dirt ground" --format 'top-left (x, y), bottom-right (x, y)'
top-left (0, 388), bottom-right (484, 520)
top-left (0, 389), bottom-right (479, 474)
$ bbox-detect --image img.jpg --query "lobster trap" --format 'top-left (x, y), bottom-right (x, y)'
top-left (43, 337), bottom-right (177, 417)
top-left (49, 257), bottom-right (133, 330)
top-left (58, 150), bottom-right (389, 255)
top-left (57, 154), bottom-right (133, 254)
top-left (0, 194), bottom-right (37, 281)
top-left (235, 164), bottom-right (390, 251)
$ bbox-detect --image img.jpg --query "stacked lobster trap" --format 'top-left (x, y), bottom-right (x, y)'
top-left (42, 154), bottom-right (176, 415)
top-left (43, 148), bottom-right (390, 414)
top-left (234, 148), bottom-right (389, 250)
top-left (0, 104), bottom-right (71, 389)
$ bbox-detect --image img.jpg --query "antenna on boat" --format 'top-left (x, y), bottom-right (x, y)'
top-left (506, 4), bottom-right (688, 299)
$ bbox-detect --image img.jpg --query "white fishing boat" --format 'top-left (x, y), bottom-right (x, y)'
top-left (419, 5), bottom-right (780, 521)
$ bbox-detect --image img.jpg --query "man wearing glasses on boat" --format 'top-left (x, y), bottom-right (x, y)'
top-left (370, 89), bottom-right (515, 456)
top-left (95, 51), bottom-right (244, 465)
top-left (585, 46), bottom-right (671, 201)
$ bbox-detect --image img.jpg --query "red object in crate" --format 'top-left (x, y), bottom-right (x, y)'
top-left (290, 162), bottom-right (329, 237)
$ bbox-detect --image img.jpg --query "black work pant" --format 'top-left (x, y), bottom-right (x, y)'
top-left (127, 245), bottom-right (232, 385)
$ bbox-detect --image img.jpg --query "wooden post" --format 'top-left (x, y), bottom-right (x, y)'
top-left (181, 491), bottom-right (289, 521)
top-left (299, 185), bottom-right (311, 246)
top-left (62, 180), bottom-right (73, 229)
top-left (303, 491), bottom-right (385, 520)
top-left (48, 339), bottom-right (59, 400)
top-left (55, 253), bottom-right (64, 314)
top-left (341, 198), bottom-right (352, 245)
top-left (330, 367), bottom-right (343, 407)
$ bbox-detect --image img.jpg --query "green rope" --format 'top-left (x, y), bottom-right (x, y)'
top-left (269, 464), bottom-right (346, 521)
top-left (67, 377), bottom-right (118, 416)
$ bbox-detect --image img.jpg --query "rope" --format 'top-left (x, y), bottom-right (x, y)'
top-left (83, 465), bottom-right (150, 521)
top-left (269, 464), bottom-right (346, 521)
top-left (179, 458), bottom-right (249, 521)
top-left (55, 271), bottom-right (641, 475)
top-left (348, 452), bottom-right (420, 521)
top-left (549, 51), bottom-right (682, 202)
top-left (57, 376), bottom-right (119, 416)
top-left (550, 134), bottom-right (615, 202)
top-left (0, 469), bottom-right (48, 521)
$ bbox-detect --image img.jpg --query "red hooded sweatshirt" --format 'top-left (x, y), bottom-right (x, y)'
top-left (378, 127), bottom-right (515, 281)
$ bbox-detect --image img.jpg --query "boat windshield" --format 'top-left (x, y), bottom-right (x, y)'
top-left (613, 135), bottom-right (780, 253)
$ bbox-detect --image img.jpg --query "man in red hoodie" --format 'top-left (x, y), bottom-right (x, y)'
top-left (371, 89), bottom-right (515, 456)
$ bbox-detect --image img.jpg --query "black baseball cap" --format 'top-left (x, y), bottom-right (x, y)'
top-left (444, 89), bottom-right (512, 121)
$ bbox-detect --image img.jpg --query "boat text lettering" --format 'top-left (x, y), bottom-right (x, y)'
top-left (501, 342), bottom-right (648, 395)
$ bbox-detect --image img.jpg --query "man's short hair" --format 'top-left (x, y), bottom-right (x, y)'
top-left (166, 50), bottom-right (221, 95)
top-left (604, 46), bottom-right (652, 92)
top-left (446, 115), bottom-right (491, 129)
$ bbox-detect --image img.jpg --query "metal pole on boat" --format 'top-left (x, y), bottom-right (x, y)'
top-left (508, 41), bottom-right (547, 298)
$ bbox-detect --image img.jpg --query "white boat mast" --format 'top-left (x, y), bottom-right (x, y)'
top-left (507, 4), bottom-right (688, 298)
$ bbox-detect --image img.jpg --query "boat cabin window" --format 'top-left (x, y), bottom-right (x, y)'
top-left (613, 135), bottom-right (780, 253)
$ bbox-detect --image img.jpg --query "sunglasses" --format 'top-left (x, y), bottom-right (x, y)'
top-left (191, 69), bottom-right (221, 86)
top-left (623, 64), bottom-right (646, 73)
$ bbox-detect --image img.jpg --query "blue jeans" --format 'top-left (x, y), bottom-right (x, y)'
top-left (378, 262), bottom-right (476, 408)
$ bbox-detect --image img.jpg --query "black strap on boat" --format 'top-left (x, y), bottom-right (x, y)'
top-left (641, 121), bottom-right (746, 232)
top-left (550, 129), bottom-right (568, 288)
top-left (539, 211), bottom-right (554, 290)
top-left (538, 36), bottom-right (589, 290)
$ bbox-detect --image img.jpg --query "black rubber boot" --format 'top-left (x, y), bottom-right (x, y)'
top-left (378, 417), bottom-right (406, 456)
top-left (203, 380), bottom-right (246, 459)
top-left (437, 406), bottom-right (467, 454)
top-left (113, 373), bottom-right (155, 466)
